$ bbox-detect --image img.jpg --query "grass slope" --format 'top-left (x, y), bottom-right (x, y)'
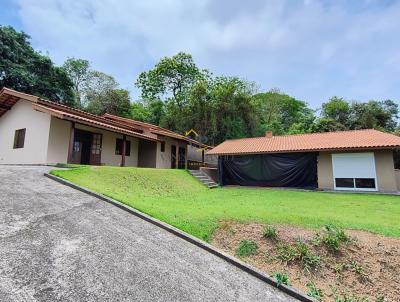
top-left (51, 166), bottom-right (400, 241)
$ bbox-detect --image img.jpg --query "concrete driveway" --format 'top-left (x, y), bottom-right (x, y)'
top-left (0, 166), bottom-right (297, 302)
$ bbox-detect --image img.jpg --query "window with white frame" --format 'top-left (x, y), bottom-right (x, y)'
top-left (331, 153), bottom-right (378, 191)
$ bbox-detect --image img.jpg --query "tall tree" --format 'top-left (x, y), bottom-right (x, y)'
top-left (320, 96), bottom-right (351, 127)
top-left (252, 89), bottom-right (315, 135)
top-left (84, 71), bottom-right (131, 117)
top-left (0, 26), bottom-right (74, 105)
top-left (135, 52), bottom-right (205, 110)
top-left (86, 88), bottom-right (131, 117)
top-left (62, 58), bottom-right (90, 107)
top-left (350, 100), bottom-right (398, 131)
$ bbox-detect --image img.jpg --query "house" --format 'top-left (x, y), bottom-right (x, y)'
top-left (0, 88), bottom-right (210, 168)
top-left (207, 130), bottom-right (400, 193)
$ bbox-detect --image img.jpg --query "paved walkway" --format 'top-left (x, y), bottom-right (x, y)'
top-left (0, 166), bottom-right (297, 302)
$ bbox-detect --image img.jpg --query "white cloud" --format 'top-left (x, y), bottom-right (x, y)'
top-left (14, 0), bottom-right (400, 106)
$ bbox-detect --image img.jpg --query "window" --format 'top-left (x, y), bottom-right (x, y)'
top-left (332, 153), bottom-right (377, 191)
top-left (91, 134), bottom-right (102, 155)
top-left (115, 138), bottom-right (131, 156)
top-left (160, 141), bottom-right (165, 152)
top-left (355, 178), bottom-right (375, 189)
top-left (13, 128), bottom-right (26, 149)
top-left (335, 178), bottom-right (354, 188)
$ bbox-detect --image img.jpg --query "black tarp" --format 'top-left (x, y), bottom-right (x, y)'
top-left (218, 152), bottom-right (318, 188)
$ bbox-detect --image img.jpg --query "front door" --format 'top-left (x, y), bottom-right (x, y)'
top-left (171, 145), bottom-right (176, 169)
top-left (90, 133), bottom-right (102, 165)
top-left (178, 147), bottom-right (186, 169)
top-left (71, 129), bottom-right (102, 165)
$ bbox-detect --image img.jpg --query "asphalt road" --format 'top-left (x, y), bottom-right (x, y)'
top-left (0, 166), bottom-right (297, 302)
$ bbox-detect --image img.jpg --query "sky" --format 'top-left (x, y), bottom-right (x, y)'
top-left (1, 0), bottom-right (400, 108)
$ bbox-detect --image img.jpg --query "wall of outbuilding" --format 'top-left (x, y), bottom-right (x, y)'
top-left (317, 150), bottom-right (398, 193)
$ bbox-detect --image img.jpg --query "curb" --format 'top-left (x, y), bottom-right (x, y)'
top-left (44, 172), bottom-right (316, 302)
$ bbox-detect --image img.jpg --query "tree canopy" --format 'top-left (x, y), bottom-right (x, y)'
top-left (0, 26), bottom-right (74, 105)
top-left (1, 25), bottom-right (399, 143)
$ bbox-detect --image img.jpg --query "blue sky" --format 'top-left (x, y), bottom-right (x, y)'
top-left (1, 0), bottom-right (400, 108)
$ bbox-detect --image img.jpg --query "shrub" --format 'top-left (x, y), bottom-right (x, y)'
top-left (296, 240), bottom-right (320, 271)
top-left (277, 243), bottom-right (298, 262)
top-left (306, 281), bottom-right (323, 301)
top-left (272, 272), bottom-right (291, 286)
top-left (321, 225), bottom-right (350, 252)
top-left (235, 240), bottom-right (258, 257)
top-left (263, 225), bottom-right (278, 239)
top-left (277, 240), bottom-right (320, 271)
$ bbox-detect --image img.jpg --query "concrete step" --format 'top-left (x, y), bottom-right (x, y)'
top-left (189, 170), bottom-right (218, 189)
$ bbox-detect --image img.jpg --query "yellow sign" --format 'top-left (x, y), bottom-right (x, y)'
top-left (185, 129), bottom-right (199, 137)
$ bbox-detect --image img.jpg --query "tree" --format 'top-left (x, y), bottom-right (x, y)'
top-left (350, 100), bottom-right (398, 131)
top-left (321, 96), bottom-right (351, 127)
top-left (207, 76), bottom-right (258, 144)
top-left (62, 58), bottom-right (90, 107)
top-left (84, 71), bottom-right (131, 117)
top-left (0, 25), bottom-right (74, 105)
top-left (86, 88), bottom-right (131, 117)
top-left (252, 89), bottom-right (315, 135)
top-left (135, 52), bottom-right (205, 110)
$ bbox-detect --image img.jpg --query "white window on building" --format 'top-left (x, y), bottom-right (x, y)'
top-left (332, 152), bottom-right (378, 191)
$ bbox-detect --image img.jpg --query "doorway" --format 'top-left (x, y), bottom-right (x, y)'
top-left (71, 129), bottom-right (102, 165)
top-left (171, 145), bottom-right (176, 169)
top-left (178, 147), bottom-right (186, 169)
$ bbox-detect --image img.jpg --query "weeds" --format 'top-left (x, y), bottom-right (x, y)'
top-left (263, 225), bottom-right (278, 239)
top-left (316, 225), bottom-right (351, 252)
top-left (276, 240), bottom-right (320, 272)
top-left (306, 281), bottom-right (323, 301)
top-left (277, 243), bottom-right (298, 262)
top-left (272, 272), bottom-right (291, 286)
top-left (350, 261), bottom-right (368, 282)
top-left (235, 240), bottom-right (258, 257)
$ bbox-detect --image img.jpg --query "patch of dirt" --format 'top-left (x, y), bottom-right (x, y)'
top-left (211, 221), bottom-right (400, 302)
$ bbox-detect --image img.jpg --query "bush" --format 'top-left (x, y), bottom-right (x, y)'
top-left (263, 225), bottom-right (278, 239)
top-left (277, 240), bottom-right (320, 271)
top-left (277, 243), bottom-right (298, 262)
top-left (235, 240), bottom-right (258, 257)
top-left (272, 272), bottom-right (291, 286)
top-left (296, 240), bottom-right (321, 271)
top-left (321, 225), bottom-right (351, 252)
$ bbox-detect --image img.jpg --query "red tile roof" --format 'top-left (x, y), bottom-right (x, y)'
top-left (102, 113), bottom-right (211, 148)
top-left (0, 88), bottom-right (159, 142)
top-left (207, 129), bottom-right (400, 155)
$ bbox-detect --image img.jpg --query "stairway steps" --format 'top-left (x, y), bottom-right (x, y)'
top-left (188, 170), bottom-right (218, 189)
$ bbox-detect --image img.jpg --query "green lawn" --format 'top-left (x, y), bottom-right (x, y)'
top-left (51, 166), bottom-right (400, 241)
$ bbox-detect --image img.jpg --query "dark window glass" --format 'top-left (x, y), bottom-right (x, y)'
top-left (335, 178), bottom-right (354, 188)
top-left (394, 150), bottom-right (400, 169)
top-left (355, 178), bottom-right (375, 189)
top-left (115, 138), bottom-right (131, 156)
top-left (161, 141), bottom-right (165, 152)
top-left (13, 128), bottom-right (26, 149)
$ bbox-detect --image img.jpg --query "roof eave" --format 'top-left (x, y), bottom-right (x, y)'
top-left (208, 146), bottom-right (400, 156)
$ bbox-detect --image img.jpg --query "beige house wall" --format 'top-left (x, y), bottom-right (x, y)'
top-left (47, 117), bottom-right (70, 164)
top-left (317, 152), bottom-right (334, 190)
top-left (317, 150), bottom-right (398, 193)
top-left (374, 150), bottom-right (397, 193)
top-left (0, 100), bottom-right (51, 164)
top-left (155, 136), bottom-right (187, 169)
